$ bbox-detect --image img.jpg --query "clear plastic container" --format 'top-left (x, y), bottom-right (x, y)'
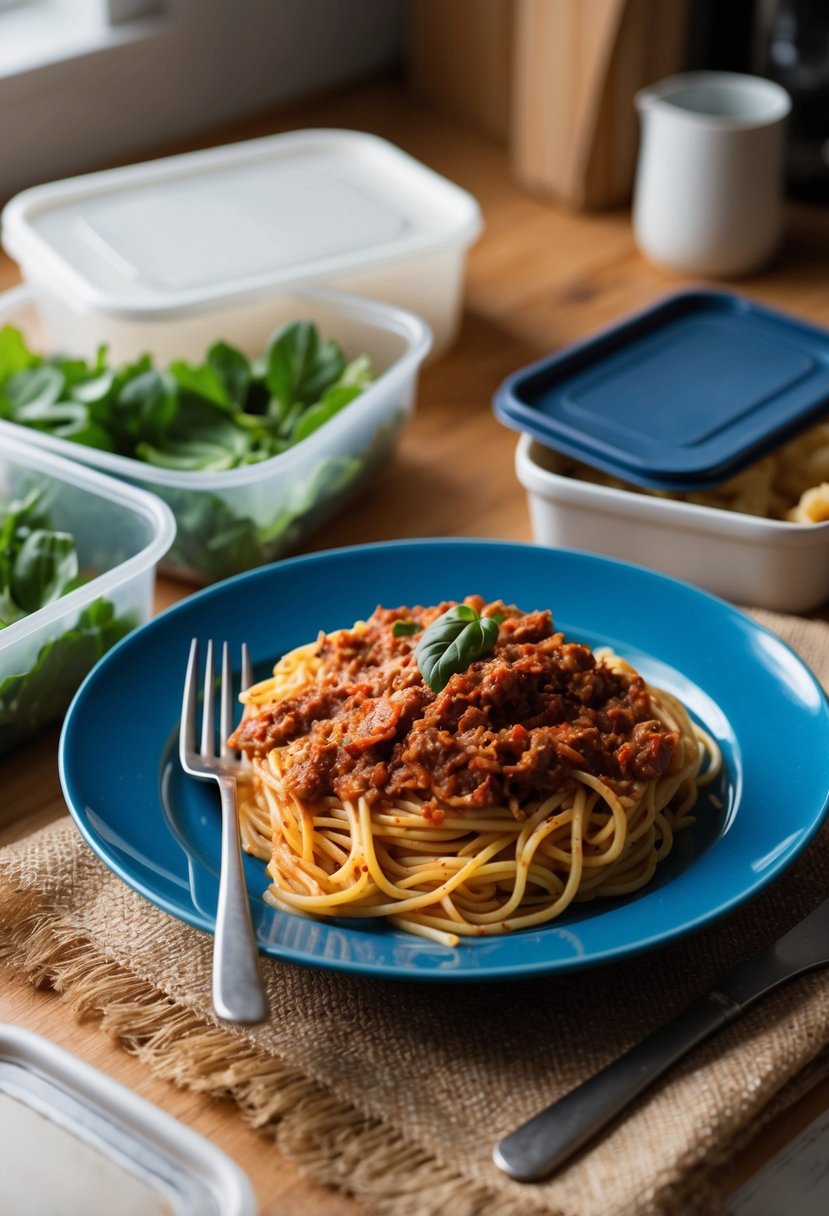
top-left (0, 1025), bottom-right (255, 1215)
top-left (516, 435), bottom-right (829, 613)
top-left (0, 284), bottom-right (430, 583)
top-left (0, 435), bottom-right (175, 752)
top-left (1, 129), bottom-right (481, 360)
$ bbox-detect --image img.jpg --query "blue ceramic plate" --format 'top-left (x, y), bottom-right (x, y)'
top-left (60, 540), bottom-right (829, 982)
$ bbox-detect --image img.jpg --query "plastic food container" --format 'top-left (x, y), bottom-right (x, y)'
top-left (516, 436), bottom-right (829, 612)
top-left (496, 291), bottom-right (829, 612)
top-left (0, 284), bottom-right (430, 583)
top-left (1, 128), bottom-right (481, 360)
top-left (0, 435), bottom-right (175, 752)
top-left (0, 1025), bottom-right (255, 1215)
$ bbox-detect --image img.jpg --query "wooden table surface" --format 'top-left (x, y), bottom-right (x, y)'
top-left (2, 77), bottom-right (828, 1214)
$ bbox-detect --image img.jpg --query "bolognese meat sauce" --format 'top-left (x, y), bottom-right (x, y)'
top-left (230, 597), bottom-right (679, 815)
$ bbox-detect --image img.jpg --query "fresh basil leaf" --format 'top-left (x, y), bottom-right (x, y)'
top-left (265, 320), bottom-right (345, 414)
top-left (11, 529), bottom-right (79, 613)
top-left (415, 604), bottom-right (501, 693)
top-left (392, 619), bottom-right (421, 637)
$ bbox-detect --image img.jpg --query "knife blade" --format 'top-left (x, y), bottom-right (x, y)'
top-left (493, 897), bottom-right (829, 1183)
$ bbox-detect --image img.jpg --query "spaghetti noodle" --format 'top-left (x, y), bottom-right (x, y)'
top-left (230, 598), bottom-right (720, 946)
top-left (559, 417), bottom-right (829, 523)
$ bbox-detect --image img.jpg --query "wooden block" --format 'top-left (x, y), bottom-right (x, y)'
top-left (408, 0), bottom-right (515, 141)
top-left (511, 0), bottom-right (690, 210)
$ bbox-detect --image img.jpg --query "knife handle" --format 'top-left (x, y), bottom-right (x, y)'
top-left (493, 992), bottom-right (740, 1182)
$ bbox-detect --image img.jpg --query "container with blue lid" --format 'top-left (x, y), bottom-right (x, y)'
top-left (499, 290), bottom-right (829, 613)
top-left (494, 290), bottom-right (829, 492)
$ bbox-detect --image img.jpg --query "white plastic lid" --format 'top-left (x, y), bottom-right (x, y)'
top-left (1, 129), bottom-right (482, 320)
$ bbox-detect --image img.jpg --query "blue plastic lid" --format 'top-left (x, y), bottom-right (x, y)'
top-left (493, 291), bottom-right (829, 490)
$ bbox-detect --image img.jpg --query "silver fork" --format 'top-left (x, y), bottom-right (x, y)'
top-left (180, 639), bottom-right (269, 1024)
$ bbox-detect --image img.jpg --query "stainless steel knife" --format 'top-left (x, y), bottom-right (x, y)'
top-left (493, 896), bottom-right (829, 1183)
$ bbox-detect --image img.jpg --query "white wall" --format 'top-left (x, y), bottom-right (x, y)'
top-left (0, 0), bottom-right (407, 198)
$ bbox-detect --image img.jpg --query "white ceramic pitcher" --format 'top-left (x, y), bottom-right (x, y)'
top-left (633, 72), bottom-right (791, 277)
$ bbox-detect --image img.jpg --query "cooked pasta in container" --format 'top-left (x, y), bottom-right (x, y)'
top-left (495, 290), bottom-right (829, 611)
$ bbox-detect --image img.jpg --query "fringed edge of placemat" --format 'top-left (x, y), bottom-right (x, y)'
top-left (0, 891), bottom-right (556, 1216)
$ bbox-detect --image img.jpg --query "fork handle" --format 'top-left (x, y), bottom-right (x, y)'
top-left (212, 777), bottom-right (269, 1024)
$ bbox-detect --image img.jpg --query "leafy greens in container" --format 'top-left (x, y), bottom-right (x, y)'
top-left (0, 491), bottom-right (133, 752)
top-left (0, 320), bottom-right (373, 471)
top-left (0, 318), bottom-right (387, 583)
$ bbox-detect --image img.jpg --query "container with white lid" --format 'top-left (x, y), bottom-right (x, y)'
top-left (0, 1025), bottom-right (255, 1215)
top-left (1, 128), bottom-right (482, 360)
top-left (0, 434), bottom-right (174, 752)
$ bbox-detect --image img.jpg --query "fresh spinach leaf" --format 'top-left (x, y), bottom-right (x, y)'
top-left (1, 493), bottom-right (79, 622)
top-left (6, 365), bottom-right (65, 413)
top-left (0, 322), bottom-right (373, 476)
top-left (169, 359), bottom-right (230, 408)
top-left (14, 398), bottom-right (89, 429)
top-left (70, 370), bottom-right (116, 404)
top-left (0, 596), bottom-right (133, 753)
top-left (55, 419), bottom-right (118, 451)
top-left (0, 326), bottom-right (41, 380)
top-left (51, 354), bottom-right (98, 392)
top-left (0, 586), bottom-right (25, 629)
top-left (0, 492), bottom-right (135, 750)
top-left (338, 354), bottom-right (374, 390)
top-left (265, 320), bottom-right (345, 416)
top-left (113, 369), bottom-right (178, 445)
top-left (289, 384), bottom-right (362, 443)
top-left (208, 340), bottom-right (251, 408)
top-left (11, 529), bottom-right (78, 614)
top-left (139, 394), bottom-right (255, 471)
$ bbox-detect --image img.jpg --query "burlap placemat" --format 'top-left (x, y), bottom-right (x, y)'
top-left (1, 608), bottom-right (828, 1216)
